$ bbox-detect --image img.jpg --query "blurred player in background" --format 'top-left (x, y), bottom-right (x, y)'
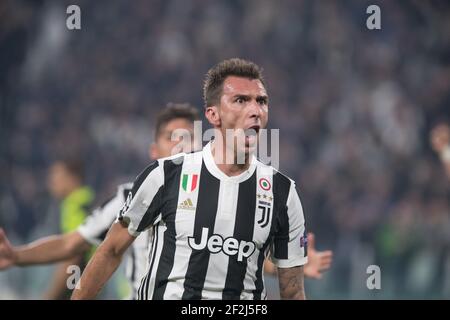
top-left (430, 124), bottom-right (450, 179)
top-left (45, 158), bottom-right (95, 299)
top-left (0, 104), bottom-right (199, 299)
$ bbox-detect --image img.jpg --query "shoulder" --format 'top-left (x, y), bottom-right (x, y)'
top-left (157, 149), bottom-right (203, 171)
top-left (255, 160), bottom-right (295, 188)
top-left (133, 152), bottom-right (191, 188)
top-left (157, 152), bottom-right (187, 167)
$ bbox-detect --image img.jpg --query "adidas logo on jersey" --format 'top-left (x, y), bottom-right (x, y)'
top-left (188, 227), bottom-right (256, 262)
top-left (178, 198), bottom-right (195, 210)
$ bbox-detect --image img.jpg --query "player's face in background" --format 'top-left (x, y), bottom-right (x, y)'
top-left (216, 76), bottom-right (268, 155)
top-left (46, 162), bottom-right (77, 199)
top-left (149, 118), bottom-right (196, 160)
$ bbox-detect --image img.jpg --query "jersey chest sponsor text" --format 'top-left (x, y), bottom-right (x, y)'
top-left (188, 227), bottom-right (256, 262)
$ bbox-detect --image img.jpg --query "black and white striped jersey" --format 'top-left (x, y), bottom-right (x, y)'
top-left (77, 183), bottom-right (150, 299)
top-left (119, 142), bottom-right (308, 300)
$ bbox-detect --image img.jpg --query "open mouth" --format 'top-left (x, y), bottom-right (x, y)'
top-left (242, 125), bottom-right (260, 148)
top-left (244, 125), bottom-right (260, 137)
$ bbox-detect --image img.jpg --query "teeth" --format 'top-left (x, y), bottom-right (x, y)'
top-left (244, 128), bottom-right (258, 136)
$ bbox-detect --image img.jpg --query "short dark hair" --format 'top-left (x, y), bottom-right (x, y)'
top-left (155, 103), bottom-right (200, 139)
top-left (58, 157), bottom-right (85, 181)
top-left (203, 58), bottom-right (265, 108)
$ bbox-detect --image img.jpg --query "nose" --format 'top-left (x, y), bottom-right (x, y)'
top-left (248, 100), bottom-right (262, 119)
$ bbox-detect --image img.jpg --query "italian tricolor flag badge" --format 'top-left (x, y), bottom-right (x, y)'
top-left (182, 174), bottom-right (198, 192)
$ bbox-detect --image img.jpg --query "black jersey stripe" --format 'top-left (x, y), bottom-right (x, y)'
top-left (272, 172), bottom-right (291, 260)
top-left (222, 171), bottom-right (257, 299)
top-left (151, 157), bottom-right (184, 299)
top-left (137, 275), bottom-right (145, 300)
top-left (122, 187), bottom-right (132, 203)
top-left (253, 240), bottom-right (271, 300)
top-left (136, 187), bottom-right (163, 232)
top-left (181, 161), bottom-right (220, 300)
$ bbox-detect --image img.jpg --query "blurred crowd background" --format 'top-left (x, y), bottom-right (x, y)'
top-left (1, 0), bottom-right (449, 299)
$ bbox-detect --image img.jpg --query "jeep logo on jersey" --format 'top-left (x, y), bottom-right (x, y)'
top-left (182, 174), bottom-right (198, 192)
top-left (188, 227), bottom-right (256, 262)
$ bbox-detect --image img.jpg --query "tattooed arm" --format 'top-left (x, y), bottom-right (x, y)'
top-left (278, 266), bottom-right (306, 300)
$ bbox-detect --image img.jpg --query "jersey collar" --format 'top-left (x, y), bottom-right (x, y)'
top-left (202, 141), bottom-right (257, 183)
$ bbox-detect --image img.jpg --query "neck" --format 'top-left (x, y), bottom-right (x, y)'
top-left (211, 136), bottom-right (251, 177)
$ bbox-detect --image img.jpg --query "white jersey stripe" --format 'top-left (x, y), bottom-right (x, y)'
top-left (164, 152), bottom-right (202, 299)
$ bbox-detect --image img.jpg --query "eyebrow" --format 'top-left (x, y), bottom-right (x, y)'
top-left (233, 94), bottom-right (250, 100)
top-left (232, 94), bottom-right (269, 101)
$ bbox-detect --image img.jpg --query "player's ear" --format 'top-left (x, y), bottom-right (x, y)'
top-left (150, 143), bottom-right (158, 160)
top-left (205, 105), bottom-right (221, 127)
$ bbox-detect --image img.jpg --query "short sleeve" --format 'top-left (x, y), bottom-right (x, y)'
top-left (118, 161), bottom-right (164, 236)
top-left (270, 181), bottom-right (308, 268)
